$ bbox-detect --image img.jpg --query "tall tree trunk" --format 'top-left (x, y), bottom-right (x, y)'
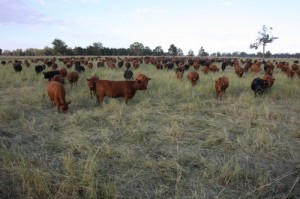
top-left (262, 43), bottom-right (266, 61)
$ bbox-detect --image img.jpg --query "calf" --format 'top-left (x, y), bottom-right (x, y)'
top-left (187, 71), bottom-right (199, 86)
top-left (95, 74), bottom-right (151, 105)
top-left (124, 69), bottom-right (134, 80)
top-left (47, 81), bottom-right (71, 113)
top-left (86, 75), bottom-right (100, 98)
top-left (215, 76), bottom-right (229, 98)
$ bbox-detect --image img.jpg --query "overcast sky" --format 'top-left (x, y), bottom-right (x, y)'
top-left (0, 0), bottom-right (299, 54)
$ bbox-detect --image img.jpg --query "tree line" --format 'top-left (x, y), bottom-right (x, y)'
top-left (1, 38), bottom-right (299, 58)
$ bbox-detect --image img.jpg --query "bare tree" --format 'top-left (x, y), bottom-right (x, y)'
top-left (250, 25), bottom-right (278, 61)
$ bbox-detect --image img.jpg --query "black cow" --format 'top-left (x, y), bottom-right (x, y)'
top-left (251, 77), bottom-right (269, 97)
top-left (124, 69), bottom-right (133, 80)
top-left (13, 62), bottom-right (22, 72)
top-left (75, 64), bottom-right (85, 73)
top-left (43, 70), bottom-right (60, 81)
top-left (35, 65), bottom-right (46, 75)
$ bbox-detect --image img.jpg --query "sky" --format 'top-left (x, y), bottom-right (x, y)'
top-left (0, 0), bottom-right (299, 55)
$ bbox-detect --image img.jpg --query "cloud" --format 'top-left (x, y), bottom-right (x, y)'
top-left (0, 0), bottom-right (61, 25)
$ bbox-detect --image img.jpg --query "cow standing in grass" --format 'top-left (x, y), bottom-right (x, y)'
top-left (95, 74), bottom-right (151, 105)
top-left (47, 81), bottom-right (71, 113)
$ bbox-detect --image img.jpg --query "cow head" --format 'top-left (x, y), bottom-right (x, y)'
top-left (136, 74), bottom-right (152, 90)
top-left (60, 101), bottom-right (71, 113)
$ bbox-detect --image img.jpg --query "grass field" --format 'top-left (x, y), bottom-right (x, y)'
top-left (0, 57), bottom-right (299, 199)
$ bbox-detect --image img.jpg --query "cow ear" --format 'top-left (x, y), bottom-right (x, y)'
top-left (86, 79), bottom-right (89, 81)
top-left (67, 101), bottom-right (71, 105)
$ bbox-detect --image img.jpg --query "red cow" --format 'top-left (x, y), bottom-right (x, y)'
top-left (215, 76), bottom-right (229, 98)
top-left (95, 74), bottom-right (151, 105)
top-left (187, 71), bottom-right (199, 86)
top-left (209, 64), bottom-right (219, 73)
top-left (234, 64), bottom-right (244, 77)
top-left (68, 71), bottom-right (79, 86)
top-left (51, 74), bottom-right (65, 85)
top-left (59, 67), bottom-right (68, 78)
top-left (262, 75), bottom-right (275, 88)
top-left (47, 81), bottom-right (71, 113)
top-left (86, 75), bottom-right (100, 98)
top-left (201, 66), bottom-right (209, 74)
top-left (251, 64), bottom-right (261, 73)
top-left (286, 68), bottom-right (295, 78)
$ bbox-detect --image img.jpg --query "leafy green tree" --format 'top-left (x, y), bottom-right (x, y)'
top-left (187, 49), bottom-right (194, 56)
top-left (12, 49), bottom-right (24, 56)
top-left (265, 50), bottom-right (272, 58)
top-left (168, 44), bottom-right (178, 56)
top-left (24, 48), bottom-right (36, 56)
top-left (153, 46), bottom-right (164, 56)
top-left (52, 38), bottom-right (68, 55)
top-left (44, 46), bottom-right (54, 56)
top-left (0, 48), bottom-right (2, 55)
top-left (129, 42), bottom-right (145, 55)
top-left (178, 48), bottom-right (184, 56)
top-left (198, 46), bottom-right (209, 56)
top-left (250, 25), bottom-right (278, 61)
top-left (93, 42), bottom-right (103, 55)
top-left (143, 46), bottom-right (152, 55)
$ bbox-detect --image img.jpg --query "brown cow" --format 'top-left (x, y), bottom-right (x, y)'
top-left (51, 74), bottom-right (65, 85)
top-left (209, 64), bottom-right (219, 73)
top-left (215, 76), bottom-right (229, 98)
top-left (86, 75), bottom-right (100, 98)
top-left (262, 75), bottom-right (275, 88)
top-left (68, 71), bottom-right (79, 86)
top-left (201, 66), bottom-right (209, 74)
top-left (234, 64), bottom-right (244, 77)
top-left (47, 81), bottom-right (71, 113)
top-left (59, 67), bottom-right (68, 78)
top-left (95, 74), bottom-right (151, 105)
top-left (286, 68), bottom-right (295, 78)
top-left (251, 63), bottom-right (261, 73)
top-left (187, 71), bottom-right (199, 86)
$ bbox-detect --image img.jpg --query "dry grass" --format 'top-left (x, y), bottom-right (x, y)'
top-left (0, 57), bottom-right (300, 199)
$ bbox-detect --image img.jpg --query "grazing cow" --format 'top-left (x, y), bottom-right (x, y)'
top-left (86, 75), bottom-right (100, 98)
top-left (124, 69), bottom-right (134, 80)
top-left (68, 71), bottom-right (79, 86)
top-left (251, 77), bottom-right (272, 97)
top-left (47, 81), bottom-right (71, 113)
top-left (215, 76), bottom-right (229, 98)
top-left (187, 71), bottom-right (199, 86)
top-left (51, 74), bottom-right (65, 85)
top-left (35, 64), bottom-right (46, 75)
top-left (95, 74), bottom-right (151, 105)
top-left (43, 70), bottom-right (60, 81)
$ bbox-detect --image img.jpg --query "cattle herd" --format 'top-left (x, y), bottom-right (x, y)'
top-left (1, 56), bottom-right (299, 113)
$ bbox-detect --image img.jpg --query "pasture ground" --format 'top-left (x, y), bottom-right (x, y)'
top-left (0, 56), bottom-right (299, 199)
